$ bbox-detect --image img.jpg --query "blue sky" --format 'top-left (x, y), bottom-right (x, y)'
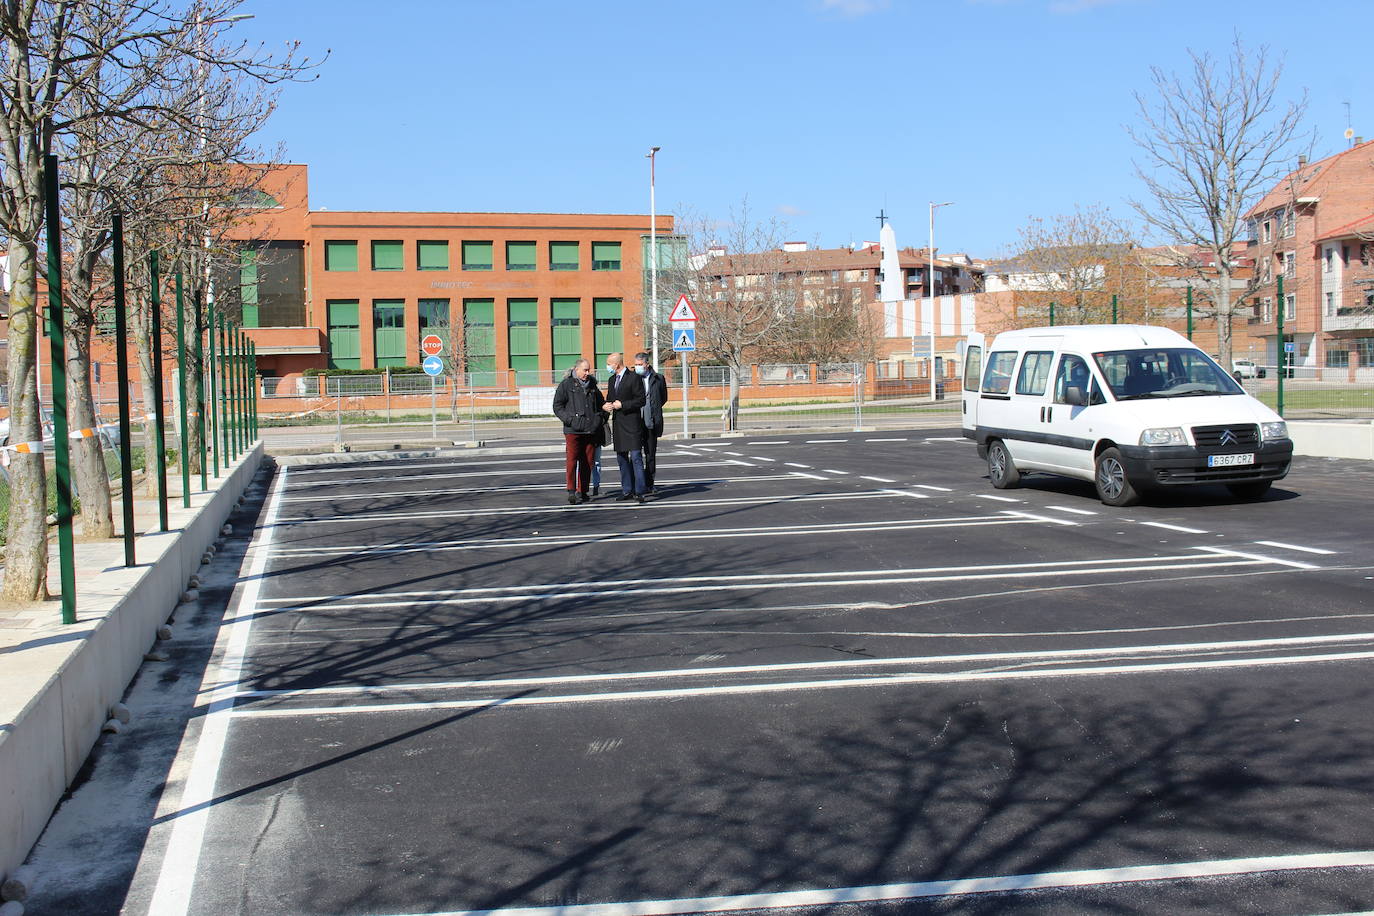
top-left (233, 0), bottom-right (1372, 258)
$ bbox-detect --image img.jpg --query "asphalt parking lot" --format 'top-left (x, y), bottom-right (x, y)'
top-left (33, 429), bottom-right (1374, 915)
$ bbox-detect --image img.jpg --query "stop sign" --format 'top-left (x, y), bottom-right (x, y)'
top-left (421, 334), bottom-right (443, 357)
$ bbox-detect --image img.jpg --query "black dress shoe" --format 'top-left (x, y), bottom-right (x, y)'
top-left (578, 492), bottom-right (590, 503)
top-left (567, 491), bottom-right (578, 505)
top-left (592, 485), bottom-right (600, 496)
top-left (636, 494), bottom-right (647, 504)
top-left (615, 493), bottom-right (634, 501)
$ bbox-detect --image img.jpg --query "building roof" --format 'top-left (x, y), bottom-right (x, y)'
top-left (1245, 139), bottom-right (1374, 228)
top-left (701, 245), bottom-right (974, 275)
top-left (1314, 212), bottom-right (1374, 243)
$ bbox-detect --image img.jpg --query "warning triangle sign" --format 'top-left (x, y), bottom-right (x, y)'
top-left (669, 294), bottom-right (699, 322)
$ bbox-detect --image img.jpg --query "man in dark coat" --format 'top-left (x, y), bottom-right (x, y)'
top-left (602, 352), bottom-right (648, 502)
top-left (552, 359), bottom-right (604, 504)
top-left (634, 351), bottom-right (669, 493)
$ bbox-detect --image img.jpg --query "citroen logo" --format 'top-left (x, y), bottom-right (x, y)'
top-left (1219, 429), bottom-right (1238, 447)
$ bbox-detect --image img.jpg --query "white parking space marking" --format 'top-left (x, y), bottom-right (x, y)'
top-left (1048, 505), bottom-right (1098, 515)
top-left (806, 439), bottom-right (847, 443)
top-left (926, 437), bottom-right (968, 442)
top-left (865, 437), bottom-right (908, 442)
top-left (914, 484), bottom-right (953, 492)
top-left (1194, 545), bottom-right (1321, 571)
top-left (255, 551), bottom-right (1284, 613)
top-left (282, 475), bottom-right (797, 503)
top-left (880, 489), bottom-right (931, 500)
top-left (1255, 540), bottom-right (1337, 555)
top-left (1142, 521), bottom-right (1209, 534)
top-left (146, 468), bottom-right (290, 915)
top-left (789, 471), bottom-right (827, 480)
top-left (1004, 510), bottom-right (1078, 527)
top-left (276, 490), bottom-right (917, 525)
top-left (822, 469), bottom-right (850, 475)
top-left (289, 461), bottom-right (734, 489)
top-left (267, 514), bottom-right (1062, 559)
top-left (860, 476), bottom-right (896, 483)
top-left (747, 441), bottom-right (791, 445)
top-left (750, 456), bottom-right (776, 462)
top-left (975, 494), bottom-right (1021, 503)
top-left (784, 462), bottom-right (811, 468)
top-left (365, 852), bottom-right (1374, 916)
top-left (722, 451), bottom-right (744, 456)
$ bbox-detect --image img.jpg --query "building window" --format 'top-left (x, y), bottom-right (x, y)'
top-left (1284, 294), bottom-right (1295, 320)
top-left (234, 241), bottom-right (306, 328)
top-left (324, 240), bottom-right (358, 272)
top-left (1354, 337), bottom-right (1374, 367)
top-left (1284, 251), bottom-right (1295, 278)
top-left (371, 240), bottom-right (404, 271)
top-left (417, 240), bottom-right (450, 271)
top-left (1363, 244), bottom-right (1370, 266)
top-left (1282, 208), bottom-right (1295, 238)
top-left (1325, 247), bottom-right (1334, 272)
top-left (1262, 297), bottom-right (1272, 323)
top-left (593, 298), bottom-right (622, 367)
top-left (1263, 220), bottom-right (1272, 243)
top-left (418, 298), bottom-right (450, 343)
top-left (1326, 348), bottom-right (1349, 368)
top-left (373, 299), bottom-right (406, 368)
top-left (591, 241), bottom-right (621, 271)
top-left (1326, 292), bottom-right (1335, 315)
top-left (552, 298), bottom-right (581, 371)
top-left (1262, 258), bottom-right (1272, 283)
top-left (550, 241), bottom-right (579, 271)
top-left (462, 299), bottom-right (496, 381)
top-left (326, 300), bottom-right (361, 369)
top-left (462, 241), bottom-right (493, 271)
top-left (507, 298), bottom-right (540, 384)
top-left (506, 241), bottom-right (536, 271)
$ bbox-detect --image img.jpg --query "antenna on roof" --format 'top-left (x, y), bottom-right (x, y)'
top-left (1345, 100), bottom-right (1354, 147)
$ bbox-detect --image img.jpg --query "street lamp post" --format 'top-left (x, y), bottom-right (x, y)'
top-left (648, 146), bottom-right (660, 369)
top-left (928, 201), bottom-right (954, 402)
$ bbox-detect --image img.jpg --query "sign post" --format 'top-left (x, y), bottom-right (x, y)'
top-left (423, 352), bottom-right (444, 439)
top-left (669, 294), bottom-right (698, 438)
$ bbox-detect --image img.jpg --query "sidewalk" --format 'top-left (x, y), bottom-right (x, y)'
top-left (0, 445), bottom-right (264, 885)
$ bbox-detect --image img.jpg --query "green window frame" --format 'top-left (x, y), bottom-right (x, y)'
top-left (591, 241), bottom-right (621, 271)
top-left (462, 240), bottom-right (493, 271)
top-left (506, 240), bottom-right (536, 271)
top-left (240, 249), bottom-right (259, 328)
top-left (373, 299), bottom-right (407, 368)
top-left (417, 240), bottom-right (450, 271)
top-left (324, 240), bottom-right (358, 272)
top-left (508, 298), bottom-right (540, 384)
top-left (593, 298), bottom-right (622, 368)
top-left (552, 298), bottom-right (581, 370)
top-left (463, 299), bottom-right (497, 384)
top-left (327, 299), bottom-right (361, 369)
top-left (549, 241), bottom-right (579, 271)
top-left (371, 240), bottom-right (404, 271)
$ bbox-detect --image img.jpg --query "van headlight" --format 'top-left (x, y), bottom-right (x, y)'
top-left (1140, 427), bottom-right (1187, 446)
top-left (1261, 421), bottom-right (1288, 441)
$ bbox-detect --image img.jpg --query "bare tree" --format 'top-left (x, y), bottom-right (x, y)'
top-left (759, 283), bottom-right (883, 366)
top-left (660, 201), bottom-right (797, 430)
top-left (1129, 38), bottom-right (1308, 369)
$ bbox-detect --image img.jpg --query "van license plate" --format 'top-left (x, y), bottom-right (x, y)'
top-left (1208, 453), bottom-right (1254, 467)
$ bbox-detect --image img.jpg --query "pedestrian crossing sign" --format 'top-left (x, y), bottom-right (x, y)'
top-left (672, 328), bottom-right (697, 351)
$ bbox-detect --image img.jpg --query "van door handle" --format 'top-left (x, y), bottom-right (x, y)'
top-left (1046, 407), bottom-right (1053, 423)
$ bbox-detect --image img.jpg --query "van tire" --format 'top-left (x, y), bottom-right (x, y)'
top-left (1094, 447), bottom-right (1140, 506)
top-left (1226, 481), bottom-right (1272, 501)
top-left (987, 440), bottom-right (1020, 489)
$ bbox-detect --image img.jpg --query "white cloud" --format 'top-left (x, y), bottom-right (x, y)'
top-left (776, 203), bottom-right (807, 216)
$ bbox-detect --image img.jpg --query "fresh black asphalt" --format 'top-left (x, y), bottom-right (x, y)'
top-left (24, 429), bottom-right (1374, 914)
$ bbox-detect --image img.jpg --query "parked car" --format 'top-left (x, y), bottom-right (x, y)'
top-left (961, 325), bottom-right (1292, 506)
top-left (1231, 358), bottom-right (1265, 379)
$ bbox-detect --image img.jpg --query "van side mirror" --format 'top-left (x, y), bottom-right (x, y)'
top-left (1065, 386), bottom-right (1088, 407)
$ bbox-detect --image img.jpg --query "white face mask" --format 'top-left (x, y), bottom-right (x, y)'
top-left (633, 365), bottom-right (646, 375)
top-left (606, 365), bottom-right (616, 375)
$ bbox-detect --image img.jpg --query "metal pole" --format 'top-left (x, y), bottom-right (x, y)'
top-left (207, 298), bottom-right (219, 477)
top-left (1186, 285), bottom-right (1194, 340)
top-left (175, 267), bottom-right (190, 507)
top-left (149, 251), bottom-right (168, 531)
top-left (218, 312), bottom-right (229, 462)
top-left (648, 146), bottom-right (660, 369)
top-left (1111, 293), bottom-right (1118, 324)
top-left (680, 353), bottom-right (690, 439)
top-left (249, 340), bottom-right (259, 441)
top-left (430, 374), bottom-right (437, 439)
top-left (194, 289), bottom-right (206, 491)
top-left (1049, 301), bottom-right (1056, 327)
top-left (928, 203), bottom-right (936, 404)
top-left (1276, 275), bottom-right (1285, 417)
top-left (335, 376), bottom-right (343, 446)
top-left (44, 154), bottom-right (77, 623)
top-left (112, 212), bottom-right (136, 565)
top-left (227, 326), bottom-right (238, 458)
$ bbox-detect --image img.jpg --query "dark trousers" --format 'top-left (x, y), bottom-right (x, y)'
top-left (643, 423), bottom-right (663, 489)
top-left (565, 433), bottom-right (597, 493)
top-left (615, 448), bottom-right (647, 495)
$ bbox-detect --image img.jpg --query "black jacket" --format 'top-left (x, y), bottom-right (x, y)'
top-left (605, 369), bottom-right (646, 451)
top-left (640, 368), bottom-right (669, 431)
top-left (553, 375), bottom-right (605, 435)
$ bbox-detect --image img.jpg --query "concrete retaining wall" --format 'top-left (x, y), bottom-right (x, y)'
top-left (0, 444), bottom-right (264, 880)
top-left (1289, 420), bottom-right (1374, 461)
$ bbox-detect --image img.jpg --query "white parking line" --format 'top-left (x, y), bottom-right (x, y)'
top-left (865, 437), bottom-right (908, 442)
top-left (1194, 545), bottom-right (1321, 571)
top-left (880, 489), bottom-right (931, 500)
top-left (925, 437), bottom-right (968, 442)
top-left (722, 451), bottom-right (744, 456)
top-left (1048, 505), bottom-right (1097, 516)
top-left (750, 456), bottom-right (776, 462)
top-left (790, 471), bottom-right (827, 480)
top-left (1141, 521), bottom-right (1209, 534)
top-left (289, 462), bottom-right (732, 489)
top-left (806, 439), bottom-right (847, 443)
top-left (1255, 540), bottom-right (1336, 555)
top-left (365, 851), bottom-right (1374, 916)
top-left (747, 441), bottom-right (791, 445)
top-left (822, 469), bottom-right (849, 475)
top-left (784, 462), bottom-right (811, 468)
top-left (975, 494), bottom-right (1021, 503)
top-left (282, 475), bottom-right (797, 503)
top-left (914, 484), bottom-right (953, 492)
top-left (860, 476), bottom-right (896, 483)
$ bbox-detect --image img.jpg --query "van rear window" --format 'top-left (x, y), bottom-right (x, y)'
top-left (981, 351), bottom-right (1018, 395)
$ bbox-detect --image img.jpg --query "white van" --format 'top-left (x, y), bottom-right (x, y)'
top-left (961, 325), bottom-right (1292, 506)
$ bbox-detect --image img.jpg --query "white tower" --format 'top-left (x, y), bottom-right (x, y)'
top-left (878, 222), bottom-right (903, 303)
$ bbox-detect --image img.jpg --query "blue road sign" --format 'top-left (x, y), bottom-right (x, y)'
top-left (1284, 342), bottom-right (1295, 353)
top-left (672, 328), bottom-right (696, 352)
top-left (422, 355), bottom-right (444, 376)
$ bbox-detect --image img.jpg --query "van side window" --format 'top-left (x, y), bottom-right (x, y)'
top-left (1015, 351), bottom-right (1053, 396)
top-left (963, 345), bottom-right (982, 391)
top-left (981, 351), bottom-right (1018, 396)
top-left (1053, 354), bottom-right (1091, 405)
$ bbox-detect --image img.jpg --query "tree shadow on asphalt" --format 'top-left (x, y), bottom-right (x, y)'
top-left (284, 681), bottom-right (1374, 915)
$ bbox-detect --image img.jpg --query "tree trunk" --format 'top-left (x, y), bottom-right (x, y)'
top-left (1, 242), bottom-right (50, 602)
top-left (1215, 264), bottom-right (1234, 369)
top-left (65, 316), bottom-right (114, 539)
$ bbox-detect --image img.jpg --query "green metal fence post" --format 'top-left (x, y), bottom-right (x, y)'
top-left (1111, 293), bottom-right (1118, 324)
top-left (148, 251), bottom-right (168, 531)
top-left (207, 298), bottom-right (219, 477)
top-left (250, 340), bottom-right (259, 440)
top-left (175, 267), bottom-right (190, 507)
top-left (111, 212), bottom-right (135, 565)
top-left (44, 155), bottom-right (77, 623)
top-left (1276, 275), bottom-right (1285, 417)
top-left (194, 288), bottom-right (207, 490)
top-left (1048, 301), bottom-right (1056, 327)
top-left (225, 323), bottom-right (236, 459)
top-left (232, 327), bottom-right (243, 456)
top-left (218, 313), bottom-right (230, 461)
top-left (1186, 285), bottom-right (1194, 340)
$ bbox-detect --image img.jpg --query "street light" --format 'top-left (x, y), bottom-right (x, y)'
top-left (647, 146), bottom-right (660, 368)
top-left (927, 201), bottom-right (954, 403)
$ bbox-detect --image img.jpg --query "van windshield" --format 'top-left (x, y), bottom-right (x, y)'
top-left (1093, 348), bottom-right (1243, 400)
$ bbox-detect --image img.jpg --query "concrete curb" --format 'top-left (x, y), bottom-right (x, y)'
top-left (1289, 419), bottom-right (1374, 461)
top-left (0, 444), bottom-right (265, 881)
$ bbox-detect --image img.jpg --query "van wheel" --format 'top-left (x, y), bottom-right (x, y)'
top-left (1095, 447), bottom-right (1140, 506)
top-left (987, 439), bottom-right (1020, 489)
top-left (1226, 481), bottom-right (1272, 501)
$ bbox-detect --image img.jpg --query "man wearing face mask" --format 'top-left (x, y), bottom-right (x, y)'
top-left (602, 352), bottom-right (648, 502)
top-left (633, 352), bottom-right (668, 493)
